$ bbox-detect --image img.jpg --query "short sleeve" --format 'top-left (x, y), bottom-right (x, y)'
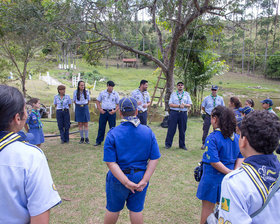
top-left (218, 176), bottom-right (252, 224)
top-left (115, 92), bottom-right (120, 104)
top-left (146, 92), bottom-right (150, 103)
top-left (26, 151), bottom-right (61, 216)
top-left (67, 95), bottom-right (72, 105)
top-left (203, 135), bottom-right (220, 163)
top-left (26, 114), bottom-right (31, 124)
top-left (103, 132), bottom-right (117, 162)
top-left (221, 97), bottom-right (225, 106)
top-left (187, 93), bottom-right (192, 104)
top-left (53, 96), bottom-right (57, 106)
top-left (131, 90), bottom-right (136, 98)
top-left (201, 97), bottom-right (207, 107)
top-left (73, 91), bottom-right (77, 102)
top-left (97, 92), bottom-right (102, 102)
top-left (87, 90), bottom-right (90, 100)
top-left (149, 131), bottom-right (161, 160)
top-left (169, 93), bottom-right (174, 105)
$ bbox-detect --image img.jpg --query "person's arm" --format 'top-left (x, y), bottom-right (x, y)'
top-left (201, 106), bottom-right (206, 113)
top-left (106, 162), bottom-right (138, 193)
top-left (169, 103), bottom-right (180, 108)
top-left (30, 210), bottom-right (50, 224)
top-left (96, 100), bottom-right (105, 114)
top-left (110, 104), bottom-right (119, 115)
top-left (137, 159), bottom-right (159, 191)
top-left (210, 162), bottom-right (232, 175)
top-left (234, 158), bottom-right (244, 170)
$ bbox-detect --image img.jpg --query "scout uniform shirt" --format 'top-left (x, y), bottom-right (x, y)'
top-left (53, 94), bottom-right (72, 109)
top-left (97, 90), bottom-right (120, 110)
top-left (169, 91), bottom-right (192, 111)
top-left (131, 89), bottom-right (150, 112)
top-left (202, 95), bottom-right (225, 115)
top-left (73, 90), bottom-right (90, 105)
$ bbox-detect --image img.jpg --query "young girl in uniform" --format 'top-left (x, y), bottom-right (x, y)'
top-left (24, 98), bottom-right (44, 147)
top-left (228, 96), bottom-right (242, 119)
top-left (196, 105), bottom-right (243, 224)
top-left (73, 81), bottom-right (90, 144)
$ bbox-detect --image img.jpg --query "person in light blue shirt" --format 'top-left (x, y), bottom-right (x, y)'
top-left (0, 85), bottom-right (61, 224)
top-left (73, 80), bottom-right (91, 144)
top-left (54, 85), bottom-right (72, 144)
top-left (201, 85), bottom-right (225, 149)
top-left (103, 97), bottom-right (160, 224)
top-left (94, 81), bottom-right (120, 146)
top-left (131, 80), bottom-right (151, 125)
top-left (165, 82), bottom-right (192, 150)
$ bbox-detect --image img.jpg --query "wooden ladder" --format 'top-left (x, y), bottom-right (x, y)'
top-left (148, 69), bottom-right (166, 123)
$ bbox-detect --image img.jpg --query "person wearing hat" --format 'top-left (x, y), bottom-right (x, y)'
top-left (238, 106), bottom-right (254, 116)
top-left (131, 80), bottom-right (151, 125)
top-left (54, 85), bottom-right (72, 144)
top-left (201, 85), bottom-right (225, 150)
top-left (103, 97), bottom-right (161, 224)
top-left (165, 82), bottom-right (192, 150)
top-left (94, 81), bottom-right (120, 146)
top-left (261, 99), bottom-right (276, 115)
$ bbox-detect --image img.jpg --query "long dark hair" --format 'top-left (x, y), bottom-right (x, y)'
top-left (0, 85), bottom-right (25, 131)
top-left (246, 99), bottom-right (255, 108)
top-left (77, 81), bottom-right (87, 101)
top-left (212, 105), bottom-right (236, 138)
top-left (230, 96), bottom-right (242, 109)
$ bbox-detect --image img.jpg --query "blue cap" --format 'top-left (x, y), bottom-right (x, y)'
top-left (238, 106), bottom-right (254, 115)
top-left (119, 97), bottom-right (137, 112)
top-left (260, 99), bottom-right (273, 106)
top-left (211, 85), bottom-right (218, 90)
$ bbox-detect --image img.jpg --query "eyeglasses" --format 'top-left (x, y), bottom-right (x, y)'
top-left (211, 89), bottom-right (217, 91)
top-left (177, 85), bottom-right (184, 87)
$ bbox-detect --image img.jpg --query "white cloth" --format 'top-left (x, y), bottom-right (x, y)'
top-left (0, 141), bottom-right (61, 224)
top-left (218, 168), bottom-right (280, 224)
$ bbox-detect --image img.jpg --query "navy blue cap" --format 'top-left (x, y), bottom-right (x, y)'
top-left (211, 85), bottom-right (218, 90)
top-left (119, 97), bottom-right (137, 112)
top-left (238, 106), bottom-right (254, 115)
top-left (260, 99), bottom-right (273, 106)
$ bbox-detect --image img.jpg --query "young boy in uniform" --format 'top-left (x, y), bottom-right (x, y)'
top-left (103, 97), bottom-right (161, 224)
top-left (218, 111), bottom-right (280, 223)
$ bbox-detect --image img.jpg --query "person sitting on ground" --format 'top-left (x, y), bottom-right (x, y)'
top-left (218, 110), bottom-right (280, 224)
top-left (103, 97), bottom-right (161, 224)
top-left (0, 85), bottom-right (61, 224)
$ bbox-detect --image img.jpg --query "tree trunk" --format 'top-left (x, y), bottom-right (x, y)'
top-left (264, 19), bottom-right (270, 74)
top-left (272, 0), bottom-right (280, 52)
top-left (242, 30), bottom-right (245, 74)
top-left (253, 6), bottom-right (259, 74)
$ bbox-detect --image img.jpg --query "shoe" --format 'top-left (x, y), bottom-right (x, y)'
top-left (61, 140), bottom-right (65, 144)
top-left (180, 146), bottom-right (188, 151)
top-left (165, 145), bottom-right (171, 149)
top-left (65, 141), bottom-right (69, 144)
top-left (85, 138), bottom-right (90, 144)
top-left (201, 145), bottom-right (205, 150)
top-left (94, 142), bottom-right (101, 146)
top-left (79, 138), bottom-right (84, 144)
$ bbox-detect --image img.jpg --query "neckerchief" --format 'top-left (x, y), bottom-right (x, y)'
top-left (0, 131), bottom-right (25, 152)
top-left (139, 89), bottom-right (146, 103)
top-left (31, 109), bottom-right (42, 128)
top-left (176, 91), bottom-right (184, 104)
top-left (121, 116), bottom-right (140, 127)
top-left (57, 94), bottom-right (65, 107)
top-left (211, 94), bottom-right (217, 108)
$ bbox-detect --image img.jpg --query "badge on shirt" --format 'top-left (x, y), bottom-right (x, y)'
top-left (52, 183), bottom-right (57, 191)
top-left (221, 197), bottom-right (230, 212)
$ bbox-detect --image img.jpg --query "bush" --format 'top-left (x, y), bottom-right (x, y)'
top-left (266, 51), bottom-right (280, 78)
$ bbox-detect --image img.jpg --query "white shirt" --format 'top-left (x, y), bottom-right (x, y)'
top-left (97, 90), bottom-right (120, 110)
top-left (131, 89), bottom-right (150, 112)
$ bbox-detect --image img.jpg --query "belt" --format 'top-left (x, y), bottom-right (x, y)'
top-left (57, 109), bottom-right (69, 111)
top-left (122, 169), bottom-right (145, 174)
top-left (138, 110), bottom-right (147, 114)
top-left (170, 109), bottom-right (187, 113)
top-left (103, 108), bottom-right (115, 112)
top-left (77, 104), bottom-right (86, 107)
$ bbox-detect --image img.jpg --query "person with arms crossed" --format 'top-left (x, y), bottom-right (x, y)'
top-left (201, 85), bottom-right (224, 150)
top-left (103, 97), bottom-right (161, 224)
top-left (73, 80), bottom-right (91, 144)
top-left (218, 110), bottom-right (280, 224)
top-left (131, 80), bottom-right (151, 125)
top-left (54, 85), bottom-right (72, 144)
top-left (0, 85), bottom-right (61, 224)
top-left (165, 81), bottom-right (192, 150)
top-left (94, 81), bottom-right (119, 146)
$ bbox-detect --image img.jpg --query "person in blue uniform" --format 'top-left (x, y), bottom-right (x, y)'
top-left (24, 98), bottom-right (44, 147)
top-left (201, 85), bottom-right (225, 150)
top-left (165, 82), bottom-right (192, 150)
top-left (73, 80), bottom-right (90, 144)
top-left (54, 85), bottom-right (72, 144)
top-left (103, 97), bottom-right (161, 224)
top-left (0, 85), bottom-right (61, 224)
top-left (244, 98), bottom-right (254, 108)
top-left (228, 96), bottom-right (242, 119)
top-left (261, 98), bottom-right (277, 115)
top-left (218, 110), bottom-right (280, 224)
top-left (94, 81), bottom-right (120, 146)
top-left (131, 80), bottom-right (151, 125)
top-left (196, 105), bottom-right (243, 224)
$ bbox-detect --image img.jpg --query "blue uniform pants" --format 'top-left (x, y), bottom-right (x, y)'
top-left (56, 110), bottom-right (70, 142)
top-left (137, 111), bottom-right (147, 125)
top-left (202, 114), bottom-right (211, 145)
top-left (165, 110), bottom-right (188, 148)
top-left (96, 111), bottom-right (116, 144)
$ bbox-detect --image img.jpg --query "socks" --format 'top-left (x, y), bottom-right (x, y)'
top-left (85, 130), bottom-right (89, 138)
top-left (80, 130), bottom-right (84, 138)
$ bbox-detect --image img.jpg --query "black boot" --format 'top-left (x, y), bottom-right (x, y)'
top-left (79, 137), bottom-right (84, 144)
top-left (85, 138), bottom-right (90, 144)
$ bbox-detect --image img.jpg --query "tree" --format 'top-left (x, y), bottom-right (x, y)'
top-left (78, 0), bottom-right (245, 110)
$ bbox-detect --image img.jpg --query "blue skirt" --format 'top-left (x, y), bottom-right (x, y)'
top-left (75, 104), bottom-right (90, 122)
top-left (28, 128), bottom-right (44, 145)
top-left (196, 163), bottom-right (225, 204)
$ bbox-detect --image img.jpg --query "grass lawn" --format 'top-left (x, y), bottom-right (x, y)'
top-left (42, 118), bottom-right (203, 224)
